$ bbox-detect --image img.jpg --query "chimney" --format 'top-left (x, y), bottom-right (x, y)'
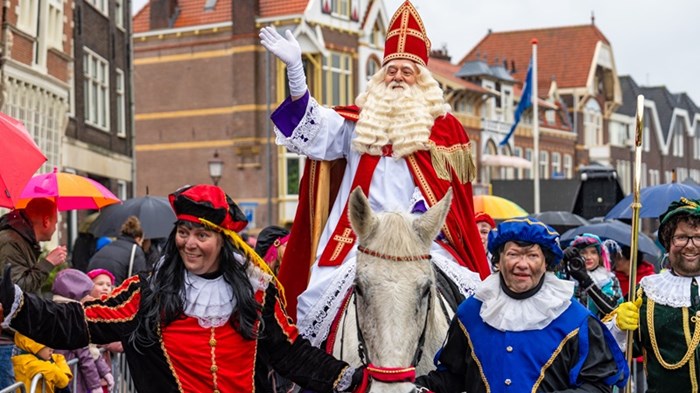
top-left (430, 45), bottom-right (451, 61)
top-left (150, 0), bottom-right (179, 30)
top-left (511, 60), bottom-right (516, 74)
top-left (233, 0), bottom-right (257, 35)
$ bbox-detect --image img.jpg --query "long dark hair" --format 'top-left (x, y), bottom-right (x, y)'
top-left (130, 221), bottom-right (262, 349)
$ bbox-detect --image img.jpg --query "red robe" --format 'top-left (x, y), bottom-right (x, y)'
top-left (279, 105), bottom-right (489, 320)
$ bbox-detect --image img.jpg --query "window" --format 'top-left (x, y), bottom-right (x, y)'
top-left (5, 78), bottom-right (66, 172)
top-left (643, 121), bottom-right (650, 152)
top-left (514, 147), bottom-right (523, 179)
top-left (369, 20), bottom-right (384, 47)
top-left (331, 0), bottom-right (351, 18)
top-left (366, 56), bottom-right (380, 81)
top-left (18, 0), bottom-right (39, 34)
top-left (524, 148), bottom-right (533, 179)
top-left (551, 152), bottom-right (561, 178)
top-left (86, 0), bottom-right (108, 15)
top-left (116, 69), bottom-right (126, 137)
top-left (672, 121), bottom-right (684, 157)
top-left (285, 154), bottom-right (306, 196)
top-left (695, 134), bottom-right (700, 160)
top-left (649, 170), bottom-right (660, 186)
top-left (583, 99), bottom-right (602, 147)
top-left (47, 0), bottom-right (63, 49)
top-left (563, 154), bottom-right (573, 179)
top-left (539, 151), bottom-right (549, 179)
top-left (115, 0), bottom-right (125, 29)
top-left (117, 180), bottom-right (127, 200)
top-left (616, 160), bottom-right (631, 195)
top-left (664, 170), bottom-right (673, 184)
top-left (83, 49), bottom-right (110, 130)
top-left (322, 52), bottom-right (353, 106)
top-left (678, 168), bottom-right (688, 183)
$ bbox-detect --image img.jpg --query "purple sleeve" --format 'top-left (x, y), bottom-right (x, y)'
top-left (76, 346), bottom-right (103, 389)
top-left (271, 91), bottom-right (310, 137)
top-left (96, 353), bottom-right (111, 377)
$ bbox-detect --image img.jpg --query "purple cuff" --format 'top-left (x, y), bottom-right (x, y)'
top-left (271, 91), bottom-right (310, 137)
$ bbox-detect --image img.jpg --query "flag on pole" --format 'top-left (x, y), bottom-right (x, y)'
top-left (500, 60), bottom-right (533, 146)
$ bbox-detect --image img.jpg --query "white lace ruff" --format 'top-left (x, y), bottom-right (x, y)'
top-left (274, 97), bottom-right (322, 154)
top-left (589, 266), bottom-right (615, 288)
top-left (182, 272), bottom-right (235, 328)
top-left (476, 272), bottom-right (574, 332)
top-left (640, 270), bottom-right (700, 307)
top-left (298, 260), bottom-right (357, 347)
top-left (1, 284), bottom-right (23, 329)
top-left (297, 253), bottom-right (482, 347)
top-left (431, 252), bottom-right (481, 298)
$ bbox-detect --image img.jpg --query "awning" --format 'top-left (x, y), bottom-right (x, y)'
top-left (481, 154), bottom-right (532, 169)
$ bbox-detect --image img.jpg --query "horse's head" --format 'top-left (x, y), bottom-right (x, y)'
top-left (348, 187), bottom-right (452, 392)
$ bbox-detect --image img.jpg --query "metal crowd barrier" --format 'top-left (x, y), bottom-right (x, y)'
top-left (0, 350), bottom-right (137, 393)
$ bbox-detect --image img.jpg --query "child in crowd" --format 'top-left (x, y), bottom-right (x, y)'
top-left (52, 269), bottom-right (114, 393)
top-left (12, 333), bottom-right (72, 393)
top-left (87, 269), bottom-right (124, 364)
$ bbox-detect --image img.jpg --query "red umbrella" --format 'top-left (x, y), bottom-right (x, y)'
top-left (0, 112), bottom-right (47, 208)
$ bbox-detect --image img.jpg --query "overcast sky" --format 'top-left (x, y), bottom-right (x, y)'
top-left (132, 0), bottom-right (700, 104)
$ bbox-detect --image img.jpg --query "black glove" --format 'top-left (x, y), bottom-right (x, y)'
top-left (1, 265), bottom-right (15, 318)
top-left (563, 247), bottom-right (593, 286)
top-left (348, 366), bottom-right (368, 392)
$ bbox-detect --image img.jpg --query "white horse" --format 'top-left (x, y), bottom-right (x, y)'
top-left (331, 187), bottom-right (458, 393)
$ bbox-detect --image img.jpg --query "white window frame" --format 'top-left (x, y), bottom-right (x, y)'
top-left (673, 121), bottom-right (684, 157)
top-left (551, 152), bottom-right (561, 178)
top-left (524, 148), bottom-right (533, 179)
top-left (331, 0), bottom-right (351, 19)
top-left (563, 154), bottom-right (573, 179)
top-left (115, 0), bottom-right (125, 30)
top-left (116, 69), bottom-right (126, 137)
top-left (46, 0), bottom-right (64, 49)
top-left (539, 151), bottom-right (549, 179)
top-left (86, 0), bottom-right (108, 15)
top-left (117, 180), bottom-right (127, 200)
top-left (17, 0), bottom-right (39, 35)
top-left (322, 52), bottom-right (353, 106)
top-left (83, 48), bottom-right (110, 131)
top-left (583, 99), bottom-right (602, 147)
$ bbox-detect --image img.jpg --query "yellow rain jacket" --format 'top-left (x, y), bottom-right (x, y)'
top-left (12, 333), bottom-right (72, 393)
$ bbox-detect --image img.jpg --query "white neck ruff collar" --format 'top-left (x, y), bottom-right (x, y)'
top-left (475, 272), bottom-right (574, 332)
top-left (182, 271), bottom-right (234, 328)
top-left (641, 270), bottom-right (700, 307)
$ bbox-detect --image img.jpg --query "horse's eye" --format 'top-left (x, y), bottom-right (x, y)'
top-left (420, 284), bottom-right (431, 299)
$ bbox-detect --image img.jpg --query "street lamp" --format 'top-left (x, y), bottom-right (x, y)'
top-left (208, 150), bottom-right (224, 186)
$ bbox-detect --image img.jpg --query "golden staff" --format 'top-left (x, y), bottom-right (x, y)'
top-left (626, 94), bottom-right (644, 391)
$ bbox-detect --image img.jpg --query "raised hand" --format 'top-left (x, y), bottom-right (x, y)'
top-left (616, 297), bottom-right (642, 331)
top-left (259, 26), bottom-right (307, 98)
top-left (259, 26), bottom-right (302, 67)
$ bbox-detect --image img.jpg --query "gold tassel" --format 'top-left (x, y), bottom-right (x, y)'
top-left (429, 142), bottom-right (476, 184)
top-left (199, 218), bottom-right (286, 307)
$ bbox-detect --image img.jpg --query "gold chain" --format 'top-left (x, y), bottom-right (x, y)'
top-left (647, 298), bottom-right (700, 370)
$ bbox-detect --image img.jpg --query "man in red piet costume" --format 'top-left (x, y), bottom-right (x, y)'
top-left (260, 1), bottom-right (488, 346)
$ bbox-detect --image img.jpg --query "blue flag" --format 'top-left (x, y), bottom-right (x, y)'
top-left (500, 60), bottom-right (533, 146)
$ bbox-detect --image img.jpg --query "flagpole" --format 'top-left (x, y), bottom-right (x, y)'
top-left (531, 38), bottom-right (540, 214)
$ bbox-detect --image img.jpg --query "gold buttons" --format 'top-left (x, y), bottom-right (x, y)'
top-left (209, 339), bottom-right (217, 347)
top-left (506, 346), bottom-right (513, 352)
top-left (211, 365), bottom-right (218, 372)
top-left (214, 390), bottom-right (220, 393)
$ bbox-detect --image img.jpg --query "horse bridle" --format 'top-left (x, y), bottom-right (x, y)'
top-left (352, 246), bottom-right (433, 385)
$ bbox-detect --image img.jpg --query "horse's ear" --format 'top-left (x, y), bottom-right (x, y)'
top-left (414, 187), bottom-right (453, 244)
top-left (349, 187), bottom-right (376, 240)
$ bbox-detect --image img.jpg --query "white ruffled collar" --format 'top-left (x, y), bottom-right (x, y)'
top-left (589, 266), bottom-right (614, 287)
top-left (475, 272), bottom-right (574, 332)
top-left (183, 272), bottom-right (235, 328)
top-left (640, 270), bottom-right (700, 307)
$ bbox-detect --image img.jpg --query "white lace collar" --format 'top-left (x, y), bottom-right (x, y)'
top-left (640, 270), bottom-right (700, 307)
top-left (182, 271), bottom-right (235, 328)
top-left (589, 266), bottom-right (614, 288)
top-left (475, 272), bottom-right (574, 332)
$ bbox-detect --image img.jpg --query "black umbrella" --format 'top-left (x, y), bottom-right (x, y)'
top-left (605, 183), bottom-right (700, 219)
top-left (89, 196), bottom-right (176, 239)
top-left (531, 211), bottom-right (589, 234)
top-left (560, 220), bottom-right (662, 263)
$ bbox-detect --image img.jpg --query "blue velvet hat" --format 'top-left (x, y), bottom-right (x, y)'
top-left (487, 218), bottom-right (564, 266)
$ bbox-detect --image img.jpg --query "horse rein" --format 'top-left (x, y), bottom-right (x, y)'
top-left (351, 245), bottom-right (433, 386)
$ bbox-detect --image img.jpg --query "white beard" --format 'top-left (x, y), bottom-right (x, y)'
top-left (353, 80), bottom-right (439, 158)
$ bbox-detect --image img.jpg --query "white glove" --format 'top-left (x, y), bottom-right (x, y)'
top-left (259, 26), bottom-right (307, 97)
top-left (90, 388), bottom-right (103, 393)
top-left (104, 373), bottom-right (115, 390)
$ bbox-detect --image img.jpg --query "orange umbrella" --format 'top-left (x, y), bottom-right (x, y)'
top-left (473, 195), bottom-right (528, 220)
top-left (0, 112), bottom-right (47, 208)
top-left (16, 168), bottom-right (121, 211)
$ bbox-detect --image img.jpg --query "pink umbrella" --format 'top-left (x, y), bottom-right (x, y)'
top-left (16, 168), bottom-right (121, 211)
top-left (0, 112), bottom-right (47, 208)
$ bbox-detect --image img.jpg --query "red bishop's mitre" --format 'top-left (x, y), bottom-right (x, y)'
top-left (383, 0), bottom-right (431, 67)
